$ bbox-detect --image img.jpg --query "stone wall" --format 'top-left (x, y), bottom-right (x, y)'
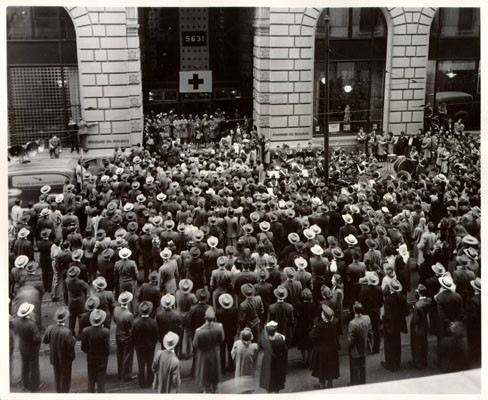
top-left (253, 7), bottom-right (438, 145)
top-left (66, 7), bottom-right (143, 149)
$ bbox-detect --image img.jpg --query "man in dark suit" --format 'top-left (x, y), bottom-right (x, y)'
top-left (435, 274), bottom-right (465, 371)
top-left (139, 271), bottom-right (162, 318)
top-left (132, 301), bottom-right (159, 388)
top-left (466, 278), bottom-right (481, 367)
top-left (156, 294), bottom-right (183, 353)
top-left (348, 301), bottom-right (372, 385)
top-left (409, 284), bottom-right (432, 369)
top-left (186, 289), bottom-right (210, 340)
top-left (216, 293), bottom-right (238, 373)
top-left (268, 286), bottom-right (294, 346)
top-left (113, 291), bottom-right (135, 381)
top-left (203, 236), bottom-right (224, 288)
top-left (81, 309), bottom-right (110, 393)
top-left (43, 306), bottom-right (76, 392)
top-left (381, 279), bottom-right (409, 371)
top-left (358, 272), bottom-right (383, 353)
top-left (14, 302), bottom-right (42, 392)
top-left (239, 283), bottom-right (264, 343)
top-left (233, 261), bottom-right (258, 305)
top-left (65, 266), bottom-right (89, 335)
top-left (425, 262), bottom-right (445, 335)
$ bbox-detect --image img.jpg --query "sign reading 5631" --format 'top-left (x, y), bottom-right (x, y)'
top-left (182, 31), bottom-right (207, 46)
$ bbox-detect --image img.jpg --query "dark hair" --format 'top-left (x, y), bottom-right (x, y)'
top-left (353, 301), bottom-right (364, 315)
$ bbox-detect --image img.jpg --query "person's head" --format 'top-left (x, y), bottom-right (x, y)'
top-left (353, 301), bottom-right (364, 316)
top-left (415, 284), bottom-right (427, 298)
top-left (331, 273), bottom-right (343, 289)
top-left (427, 222), bottom-right (435, 232)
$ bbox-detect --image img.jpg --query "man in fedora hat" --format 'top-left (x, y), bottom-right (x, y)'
top-left (78, 296), bottom-right (100, 339)
top-left (37, 228), bottom-right (54, 293)
top-left (193, 306), bottom-right (224, 393)
top-left (14, 302), bottom-right (42, 392)
top-left (156, 294), bottom-right (183, 354)
top-left (358, 272), bottom-right (383, 353)
top-left (231, 327), bottom-right (259, 388)
top-left (339, 214), bottom-right (357, 246)
top-left (381, 279), bottom-right (409, 372)
top-left (253, 268), bottom-right (273, 324)
top-left (204, 236), bottom-right (224, 288)
top-left (69, 248), bottom-right (88, 283)
top-left (114, 248), bottom-right (138, 299)
top-left (81, 309), bottom-right (110, 393)
top-left (92, 276), bottom-right (116, 329)
top-left (239, 283), bottom-right (264, 342)
top-left (187, 288), bottom-right (210, 341)
top-left (233, 259), bottom-right (258, 304)
top-left (138, 271), bottom-right (161, 318)
top-left (14, 227), bottom-right (35, 260)
top-left (113, 291), bottom-right (135, 381)
top-left (348, 301), bottom-right (372, 386)
top-left (65, 265), bottom-right (89, 335)
top-left (216, 293), bottom-right (238, 373)
top-left (210, 256), bottom-right (233, 309)
top-left (187, 246), bottom-right (206, 291)
top-left (425, 262), bottom-right (446, 335)
top-left (152, 331), bottom-right (181, 393)
top-left (453, 255), bottom-right (476, 308)
top-left (43, 306), bottom-right (76, 392)
top-left (435, 273), bottom-right (465, 372)
top-left (269, 286), bottom-right (294, 346)
top-left (363, 239), bottom-right (382, 270)
top-left (409, 284), bottom-right (431, 370)
top-left (281, 267), bottom-right (302, 310)
top-left (132, 301), bottom-right (159, 388)
top-left (466, 277), bottom-right (481, 366)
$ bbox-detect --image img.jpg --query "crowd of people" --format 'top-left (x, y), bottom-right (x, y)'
top-left (8, 107), bottom-right (481, 394)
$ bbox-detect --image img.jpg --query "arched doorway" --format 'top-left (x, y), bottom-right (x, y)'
top-left (7, 6), bottom-right (81, 146)
top-left (313, 8), bottom-right (387, 136)
top-left (426, 8), bottom-right (480, 130)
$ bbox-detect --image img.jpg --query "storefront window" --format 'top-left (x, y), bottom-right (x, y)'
top-left (7, 7), bottom-right (80, 145)
top-left (314, 8), bottom-right (386, 136)
top-left (428, 8), bottom-right (480, 130)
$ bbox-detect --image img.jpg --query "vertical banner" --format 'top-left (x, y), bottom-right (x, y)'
top-left (179, 8), bottom-right (209, 71)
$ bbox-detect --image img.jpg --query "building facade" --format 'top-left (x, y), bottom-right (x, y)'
top-left (7, 7), bottom-right (479, 149)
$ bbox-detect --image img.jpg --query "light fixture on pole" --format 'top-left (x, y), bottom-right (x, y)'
top-left (446, 70), bottom-right (457, 79)
top-left (322, 14), bottom-right (330, 185)
top-left (343, 85), bottom-right (353, 93)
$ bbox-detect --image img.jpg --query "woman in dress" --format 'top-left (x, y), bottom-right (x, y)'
top-left (309, 303), bottom-right (340, 389)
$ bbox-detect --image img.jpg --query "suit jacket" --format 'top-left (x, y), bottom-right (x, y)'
top-left (156, 309), bottom-right (183, 343)
top-left (410, 297), bottom-right (432, 336)
top-left (186, 303), bottom-right (209, 338)
top-left (132, 316), bottom-right (159, 350)
top-left (81, 325), bottom-right (110, 359)
top-left (348, 314), bottom-right (372, 358)
top-left (139, 283), bottom-right (162, 314)
top-left (14, 317), bottom-right (41, 355)
top-left (282, 279), bottom-right (302, 307)
top-left (268, 301), bottom-right (294, 340)
top-left (239, 296), bottom-right (264, 330)
top-left (215, 307), bottom-right (238, 340)
top-left (358, 284), bottom-right (384, 313)
top-left (113, 306), bottom-right (134, 343)
top-left (43, 323), bottom-right (76, 365)
top-left (436, 290), bottom-right (464, 337)
top-left (383, 292), bottom-right (409, 334)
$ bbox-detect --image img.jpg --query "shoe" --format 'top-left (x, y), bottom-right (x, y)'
top-left (380, 361), bottom-right (393, 371)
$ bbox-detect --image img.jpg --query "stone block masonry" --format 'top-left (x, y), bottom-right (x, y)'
top-left (253, 7), bottom-right (437, 144)
top-left (67, 7), bottom-right (143, 148)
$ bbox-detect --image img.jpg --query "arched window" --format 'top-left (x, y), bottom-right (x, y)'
top-left (427, 8), bottom-right (480, 130)
top-left (7, 7), bottom-right (80, 145)
top-left (314, 8), bottom-right (387, 136)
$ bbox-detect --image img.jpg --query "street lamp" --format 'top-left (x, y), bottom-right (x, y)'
top-left (322, 14), bottom-right (330, 185)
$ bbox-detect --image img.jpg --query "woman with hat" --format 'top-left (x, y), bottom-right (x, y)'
top-left (42, 306), bottom-right (76, 393)
top-left (81, 309), bottom-right (110, 393)
top-left (13, 302), bottom-right (42, 392)
top-left (152, 331), bottom-right (181, 393)
top-left (231, 327), bottom-right (259, 389)
top-left (309, 303), bottom-right (340, 389)
top-left (259, 320), bottom-right (288, 393)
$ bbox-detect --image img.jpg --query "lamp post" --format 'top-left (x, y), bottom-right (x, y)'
top-left (323, 14), bottom-right (330, 184)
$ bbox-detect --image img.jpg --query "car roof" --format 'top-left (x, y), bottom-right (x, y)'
top-left (8, 157), bottom-right (78, 176)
